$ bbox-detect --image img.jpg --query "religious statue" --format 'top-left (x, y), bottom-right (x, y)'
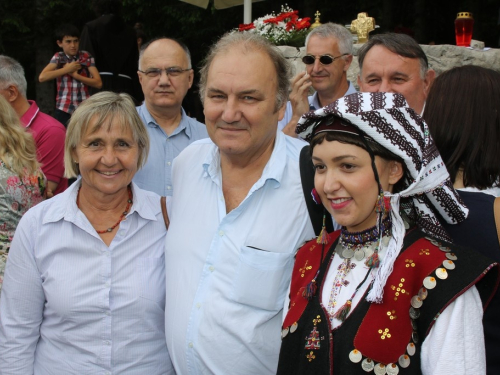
top-left (350, 12), bottom-right (375, 43)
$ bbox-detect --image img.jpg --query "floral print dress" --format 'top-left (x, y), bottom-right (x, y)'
top-left (0, 160), bottom-right (45, 293)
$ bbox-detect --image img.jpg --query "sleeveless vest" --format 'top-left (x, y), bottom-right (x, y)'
top-left (278, 229), bottom-right (499, 375)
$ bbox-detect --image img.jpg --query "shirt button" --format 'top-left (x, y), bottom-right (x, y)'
top-left (196, 303), bottom-right (201, 309)
top-left (104, 340), bottom-right (110, 345)
top-left (188, 342), bottom-right (193, 348)
top-left (106, 311), bottom-right (111, 316)
top-left (105, 372), bottom-right (111, 375)
top-left (167, 186), bottom-right (172, 190)
top-left (219, 230), bottom-right (224, 236)
top-left (209, 266), bottom-right (215, 272)
top-left (105, 282), bottom-right (110, 288)
top-left (167, 161), bottom-right (171, 166)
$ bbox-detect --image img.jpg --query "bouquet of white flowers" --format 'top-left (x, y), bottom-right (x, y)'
top-left (237, 5), bottom-right (311, 47)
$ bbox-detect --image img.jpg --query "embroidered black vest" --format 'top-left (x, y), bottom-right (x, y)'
top-left (277, 229), bottom-right (499, 375)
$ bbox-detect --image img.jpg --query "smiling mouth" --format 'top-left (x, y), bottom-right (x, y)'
top-left (331, 197), bottom-right (351, 204)
top-left (99, 171), bottom-right (120, 176)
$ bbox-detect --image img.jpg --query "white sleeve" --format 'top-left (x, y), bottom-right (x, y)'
top-left (0, 214), bottom-right (44, 374)
top-left (420, 286), bottom-right (486, 375)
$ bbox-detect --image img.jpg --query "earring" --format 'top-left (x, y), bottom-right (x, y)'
top-left (316, 211), bottom-right (329, 245)
top-left (311, 188), bottom-right (321, 205)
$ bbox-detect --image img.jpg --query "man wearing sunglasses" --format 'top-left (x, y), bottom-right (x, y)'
top-left (279, 23), bottom-right (357, 137)
top-left (357, 33), bottom-right (435, 115)
top-left (133, 37), bottom-right (208, 196)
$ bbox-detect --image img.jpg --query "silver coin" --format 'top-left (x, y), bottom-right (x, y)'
top-left (443, 260), bottom-right (456, 270)
top-left (411, 296), bottom-right (423, 309)
top-left (439, 245), bottom-right (451, 252)
top-left (386, 363), bottom-right (399, 375)
top-left (362, 358), bottom-right (375, 372)
top-left (398, 354), bottom-right (410, 368)
top-left (374, 363), bottom-right (386, 375)
top-left (436, 268), bottom-right (448, 280)
top-left (281, 327), bottom-right (289, 338)
top-left (423, 276), bottom-right (437, 289)
top-left (342, 248), bottom-right (355, 259)
top-left (418, 287), bottom-right (428, 300)
top-left (412, 331), bottom-right (419, 344)
top-left (407, 342), bottom-right (416, 356)
top-left (349, 349), bottom-right (362, 363)
top-left (430, 239), bottom-right (440, 246)
top-left (446, 252), bottom-right (458, 261)
top-left (354, 249), bottom-right (366, 261)
top-left (364, 247), bottom-right (374, 258)
top-left (290, 322), bottom-right (298, 333)
top-left (411, 319), bottom-right (418, 331)
top-left (409, 306), bottom-right (420, 319)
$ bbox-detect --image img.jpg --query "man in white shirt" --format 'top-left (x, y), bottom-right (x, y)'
top-left (357, 33), bottom-right (435, 115)
top-left (164, 32), bottom-right (315, 375)
top-left (279, 23), bottom-right (357, 137)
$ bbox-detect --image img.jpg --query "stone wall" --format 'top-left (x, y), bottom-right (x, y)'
top-left (279, 44), bottom-right (500, 89)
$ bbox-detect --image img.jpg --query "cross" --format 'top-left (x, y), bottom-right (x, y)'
top-left (350, 12), bottom-right (375, 43)
top-left (315, 11), bottom-right (321, 19)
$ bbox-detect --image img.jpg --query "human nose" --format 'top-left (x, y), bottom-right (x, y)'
top-left (101, 147), bottom-right (117, 165)
top-left (158, 70), bottom-right (172, 85)
top-left (322, 170), bottom-right (341, 195)
top-left (221, 97), bottom-right (242, 123)
top-left (378, 80), bottom-right (393, 93)
top-left (312, 58), bottom-right (322, 72)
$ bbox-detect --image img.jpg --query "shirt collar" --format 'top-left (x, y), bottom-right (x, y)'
top-left (202, 130), bottom-right (287, 190)
top-left (20, 100), bottom-right (39, 128)
top-left (42, 178), bottom-right (159, 225)
top-left (139, 102), bottom-right (192, 138)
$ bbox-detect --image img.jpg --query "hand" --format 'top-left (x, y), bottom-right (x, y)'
top-left (64, 61), bottom-right (81, 74)
top-left (289, 71), bottom-right (313, 118)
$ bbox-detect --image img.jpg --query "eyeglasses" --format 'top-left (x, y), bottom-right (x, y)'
top-left (138, 67), bottom-right (192, 78)
top-left (301, 54), bottom-right (349, 65)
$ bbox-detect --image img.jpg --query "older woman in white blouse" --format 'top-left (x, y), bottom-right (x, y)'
top-left (0, 92), bottom-right (173, 374)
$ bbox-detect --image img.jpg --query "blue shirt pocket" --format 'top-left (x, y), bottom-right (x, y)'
top-left (231, 246), bottom-right (293, 311)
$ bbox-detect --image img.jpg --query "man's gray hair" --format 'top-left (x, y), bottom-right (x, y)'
top-left (358, 33), bottom-right (429, 79)
top-left (305, 23), bottom-right (354, 55)
top-left (199, 32), bottom-right (292, 112)
top-left (0, 55), bottom-right (27, 97)
top-left (138, 37), bottom-right (192, 70)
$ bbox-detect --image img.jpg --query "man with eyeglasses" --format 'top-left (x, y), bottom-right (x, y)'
top-left (133, 37), bottom-right (208, 196)
top-left (279, 23), bottom-right (357, 137)
top-left (357, 33), bottom-right (435, 115)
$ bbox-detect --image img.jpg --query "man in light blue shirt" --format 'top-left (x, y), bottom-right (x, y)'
top-left (164, 33), bottom-right (315, 375)
top-left (134, 38), bottom-right (208, 196)
top-left (279, 23), bottom-right (357, 137)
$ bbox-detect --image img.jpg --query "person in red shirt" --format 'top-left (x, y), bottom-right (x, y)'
top-left (1, 55), bottom-right (68, 196)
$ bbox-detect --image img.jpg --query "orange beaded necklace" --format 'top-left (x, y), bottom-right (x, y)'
top-left (77, 185), bottom-right (133, 234)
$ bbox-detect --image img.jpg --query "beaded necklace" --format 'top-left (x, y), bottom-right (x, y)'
top-left (328, 215), bottom-right (392, 322)
top-left (77, 185), bottom-right (133, 234)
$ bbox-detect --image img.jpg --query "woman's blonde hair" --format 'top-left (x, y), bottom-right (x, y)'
top-left (0, 95), bottom-right (40, 176)
top-left (64, 91), bottom-right (150, 178)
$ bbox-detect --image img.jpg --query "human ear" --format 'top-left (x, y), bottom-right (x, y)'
top-left (388, 161), bottom-right (404, 185)
top-left (423, 69), bottom-right (436, 96)
top-left (343, 54), bottom-right (354, 71)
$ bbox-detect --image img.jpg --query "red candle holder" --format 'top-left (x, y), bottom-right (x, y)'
top-left (455, 12), bottom-right (474, 47)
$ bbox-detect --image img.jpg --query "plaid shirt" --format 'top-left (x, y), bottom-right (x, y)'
top-left (49, 51), bottom-right (95, 114)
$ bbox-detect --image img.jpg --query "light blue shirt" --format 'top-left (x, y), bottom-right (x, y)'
top-left (133, 103), bottom-right (208, 196)
top-left (0, 179), bottom-right (174, 375)
top-left (165, 131), bottom-right (315, 375)
top-left (278, 81), bottom-right (358, 131)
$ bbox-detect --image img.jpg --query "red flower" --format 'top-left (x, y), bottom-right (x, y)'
top-left (295, 17), bottom-right (311, 31)
top-left (239, 23), bottom-right (255, 31)
top-left (263, 17), bottom-right (280, 25)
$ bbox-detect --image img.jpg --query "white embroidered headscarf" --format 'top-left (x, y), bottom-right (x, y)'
top-left (297, 92), bottom-right (468, 303)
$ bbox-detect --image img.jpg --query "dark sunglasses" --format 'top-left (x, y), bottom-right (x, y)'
top-left (301, 53), bottom-right (349, 65)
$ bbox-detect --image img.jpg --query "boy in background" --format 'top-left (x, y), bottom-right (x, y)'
top-left (39, 24), bottom-right (102, 126)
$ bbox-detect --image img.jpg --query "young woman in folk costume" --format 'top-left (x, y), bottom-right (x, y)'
top-left (277, 92), bottom-right (499, 375)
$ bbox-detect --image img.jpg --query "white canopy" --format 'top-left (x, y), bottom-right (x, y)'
top-left (180, 0), bottom-right (264, 23)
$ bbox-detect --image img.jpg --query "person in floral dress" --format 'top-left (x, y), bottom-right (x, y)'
top-left (0, 96), bottom-right (45, 293)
